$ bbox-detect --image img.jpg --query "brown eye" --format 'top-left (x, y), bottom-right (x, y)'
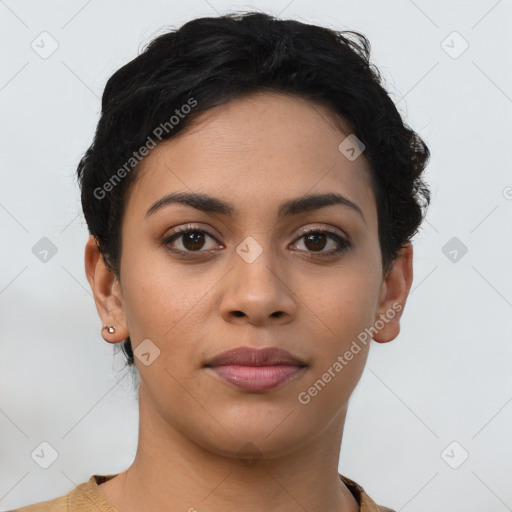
top-left (291, 228), bottom-right (351, 257)
top-left (163, 229), bottom-right (220, 253)
top-left (179, 231), bottom-right (207, 251)
top-left (303, 232), bottom-right (328, 251)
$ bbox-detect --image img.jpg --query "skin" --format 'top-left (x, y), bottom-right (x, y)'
top-left (85, 91), bottom-right (413, 512)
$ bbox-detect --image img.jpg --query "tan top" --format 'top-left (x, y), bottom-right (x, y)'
top-left (11, 473), bottom-right (396, 511)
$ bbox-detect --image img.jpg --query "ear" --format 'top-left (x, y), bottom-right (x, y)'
top-left (84, 235), bottom-right (129, 344)
top-left (373, 243), bottom-right (414, 343)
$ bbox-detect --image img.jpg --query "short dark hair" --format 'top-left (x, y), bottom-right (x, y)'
top-left (77, 11), bottom-right (430, 367)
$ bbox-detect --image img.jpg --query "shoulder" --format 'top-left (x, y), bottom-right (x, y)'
top-left (339, 473), bottom-right (397, 512)
top-left (8, 474), bottom-right (118, 512)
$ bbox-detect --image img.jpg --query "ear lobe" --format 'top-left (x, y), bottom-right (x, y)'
top-left (84, 235), bottom-right (129, 343)
top-left (372, 243), bottom-right (414, 344)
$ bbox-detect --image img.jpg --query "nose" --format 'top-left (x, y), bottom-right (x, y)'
top-left (219, 242), bottom-right (297, 326)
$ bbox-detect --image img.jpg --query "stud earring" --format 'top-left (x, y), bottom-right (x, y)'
top-left (102, 325), bottom-right (116, 334)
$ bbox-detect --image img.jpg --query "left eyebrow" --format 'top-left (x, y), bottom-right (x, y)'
top-left (145, 191), bottom-right (366, 224)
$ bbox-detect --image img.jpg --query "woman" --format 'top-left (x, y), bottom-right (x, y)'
top-left (14, 10), bottom-right (429, 512)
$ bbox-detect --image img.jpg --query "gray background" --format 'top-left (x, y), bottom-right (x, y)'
top-left (1, 0), bottom-right (511, 510)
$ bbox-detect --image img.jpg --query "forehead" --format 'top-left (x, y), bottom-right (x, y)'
top-left (124, 91), bottom-right (377, 226)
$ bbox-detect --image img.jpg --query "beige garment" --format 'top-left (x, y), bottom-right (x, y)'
top-left (11, 473), bottom-right (396, 512)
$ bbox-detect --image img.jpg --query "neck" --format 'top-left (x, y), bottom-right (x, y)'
top-left (99, 384), bottom-right (359, 512)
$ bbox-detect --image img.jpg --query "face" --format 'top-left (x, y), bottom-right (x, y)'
top-left (88, 91), bottom-right (411, 460)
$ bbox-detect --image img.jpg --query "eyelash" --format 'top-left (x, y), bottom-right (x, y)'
top-left (161, 224), bottom-right (351, 259)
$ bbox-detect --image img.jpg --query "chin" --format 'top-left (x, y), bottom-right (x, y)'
top-left (194, 413), bottom-right (316, 461)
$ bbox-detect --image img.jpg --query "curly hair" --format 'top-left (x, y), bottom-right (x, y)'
top-left (77, 11), bottom-right (430, 367)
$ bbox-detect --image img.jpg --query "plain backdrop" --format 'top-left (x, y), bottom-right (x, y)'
top-left (1, 0), bottom-right (511, 510)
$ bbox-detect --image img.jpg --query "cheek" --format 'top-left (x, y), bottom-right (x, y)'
top-left (296, 289), bottom-right (375, 416)
top-left (305, 263), bottom-right (380, 339)
top-left (119, 244), bottom-right (224, 368)
top-left (298, 260), bottom-right (380, 395)
top-left (119, 245), bottom-right (194, 341)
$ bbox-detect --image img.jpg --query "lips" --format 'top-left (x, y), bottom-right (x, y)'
top-left (204, 346), bottom-right (307, 393)
top-left (204, 346), bottom-right (306, 367)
